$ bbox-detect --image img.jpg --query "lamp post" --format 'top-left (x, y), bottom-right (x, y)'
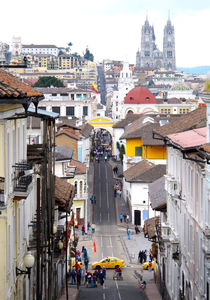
top-left (16, 251), bottom-right (35, 279)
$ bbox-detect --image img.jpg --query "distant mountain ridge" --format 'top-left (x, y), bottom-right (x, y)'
top-left (177, 66), bottom-right (210, 74)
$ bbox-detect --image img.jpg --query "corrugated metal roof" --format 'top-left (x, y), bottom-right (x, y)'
top-left (28, 107), bottom-right (59, 118)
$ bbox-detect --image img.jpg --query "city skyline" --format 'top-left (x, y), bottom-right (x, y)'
top-left (1, 0), bottom-right (210, 67)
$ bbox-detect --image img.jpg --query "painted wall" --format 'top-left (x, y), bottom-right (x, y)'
top-left (126, 138), bottom-right (142, 156)
top-left (143, 146), bottom-right (167, 159)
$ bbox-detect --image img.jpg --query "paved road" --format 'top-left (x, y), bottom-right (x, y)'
top-left (77, 160), bottom-right (148, 300)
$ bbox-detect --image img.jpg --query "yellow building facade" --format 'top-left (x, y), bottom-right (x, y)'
top-left (126, 138), bottom-right (167, 160)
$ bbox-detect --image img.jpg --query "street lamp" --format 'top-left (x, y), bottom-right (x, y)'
top-left (53, 224), bottom-right (57, 234)
top-left (16, 251), bottom-right (35, 279)
top-left (58, 240), bottom-right (64, 249)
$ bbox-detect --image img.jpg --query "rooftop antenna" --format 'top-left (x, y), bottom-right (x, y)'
top-left (168, 10), bottom-right (171, 21)
top-left (146, 10), bottom-right (148, 21)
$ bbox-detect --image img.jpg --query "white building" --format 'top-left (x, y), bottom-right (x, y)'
top-left (111, 61), bottom-right (135, 121)
top-left (152, 107), bottom-right (207, 299)
top-left (123, 160), bottom-right (166, 226)
top-left (37, 87), bottom-right (100, 123)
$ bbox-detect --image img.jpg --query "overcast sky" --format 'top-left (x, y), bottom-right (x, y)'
top-left (1, 0), bottom-right (210, 67)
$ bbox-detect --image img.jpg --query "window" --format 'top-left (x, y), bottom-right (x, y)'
top-left (40, 107), bottom-right (46, 111)
top-left (135, 147), bottom-right (142, 156)
top-left (144, 51), bottom-right (150, 57)
top-left (83, 106), bottom-right (88, 116)
top-left (74, 181), bottom-right (77, 194)
top-left (80, 181), bottom-right (83, 195)
top-left (52, 107), bottom-right (60, 114)
top-left (66, 107), bottom-right (74, 116)
top-left (52, 93), bottom-right (57, 96)
top-left (167, 51), bottom-right (172, 58)
top-left (111, 259), bottom-right (117, 262)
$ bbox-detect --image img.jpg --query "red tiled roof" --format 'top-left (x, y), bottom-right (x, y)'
top-left (153, 106), bottom-right (206, 138)
top-left (124, 160), bottom-right (166, 183)
top-left (55, 176), bottom-right (75, 212)
top-left (124, 86), bottom-right (156, 104)
top-left (0, 69), bottom-right (43, 98)
top-left (70, 159), bottom-right (86, 174)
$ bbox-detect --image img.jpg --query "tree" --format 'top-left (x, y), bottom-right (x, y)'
top-left (116, 142), bottom-right (125, 163)
top-left (72, 52), bottom-right (82, 60)
top-left (84, 47), bottom-right (94, 62)
top-left (33, 76), bottom-right (64, 88)
top-left (66, 42), bottom-right (73, 54)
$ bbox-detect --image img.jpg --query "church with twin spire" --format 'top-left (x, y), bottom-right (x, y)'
top-left (136, 15), bottom-right (176, 70)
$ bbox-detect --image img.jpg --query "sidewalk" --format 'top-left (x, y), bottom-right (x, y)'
top-left (109, 158), bottom-right (162, 300)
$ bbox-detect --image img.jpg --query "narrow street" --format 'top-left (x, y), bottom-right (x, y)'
top-left (78, 159), bottom-right (148, 300)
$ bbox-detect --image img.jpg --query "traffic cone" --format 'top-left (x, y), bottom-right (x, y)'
top-left (93, 241), bottom-right (96, 253)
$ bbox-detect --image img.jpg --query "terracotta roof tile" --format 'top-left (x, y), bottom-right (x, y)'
top-left (0, 69), bottom-right (43, 98)
top-left (153, 106), bottom-right (206, 138)
top-left (70, 159), bottom-right (86, 174)
top-left (80, 123), bottom-right (93, 138)
top-left (124, 86), bottom-right (156, 104)
top-left (113, 114), bottom-right (141, 128)
top-left (124, 160), bottom-right (166, 183)
top-left (55, 176), bottom-right (74, 212)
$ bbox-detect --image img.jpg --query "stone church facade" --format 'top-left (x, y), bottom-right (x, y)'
top-left (136, 17), bottom-right (176, 70)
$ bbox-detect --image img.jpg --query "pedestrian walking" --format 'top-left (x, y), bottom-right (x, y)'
top-left (102, 266), bottom-right (106, 279)
top-left (127, 228), bottom-right (131, 240)
top-left (126, 214), bottom-right (129, 223)
top-left (99, 270), bottom-right (104, 286)
top-left (70, 268), bottom-right (76, 285)
top-left (120, 214), bottom-right (123, 223)
top-left (84, 257), bottom-right (89, 271)
top-left (92, 223), bottom-right (96, 233)
top-left (76, 269), bottom-right (81, 287)
top-left (82, 225), bottom-right (85, 236)
top-left (87, 222), bottom-right (91, 230)
top-left (123, 214), bottom-right (127, 222)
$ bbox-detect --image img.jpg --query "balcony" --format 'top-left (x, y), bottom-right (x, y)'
top-left (13, 162), bottom-right (33, 199)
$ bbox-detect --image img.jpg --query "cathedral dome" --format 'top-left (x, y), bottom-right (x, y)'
top-left (124, 86), bottom-right (156, 104)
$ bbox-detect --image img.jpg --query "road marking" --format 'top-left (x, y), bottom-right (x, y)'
top-left (105, 166), bottom-right (107, 180)
top-left (101, 236), bottom-right (103, 247)
top-left (115, 280), bottom-right (122, 300)
top-left (103, 293), bottom-right (105, 300)
top-left (110, 236), bottom-right (113, 256)
top-left (106, 183), bottom-right (109, 209)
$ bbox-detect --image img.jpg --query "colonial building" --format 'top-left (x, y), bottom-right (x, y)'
top-left (153, 106), bottom-right (207, 299)
top-left (136, 16), bottom-right (176, 70)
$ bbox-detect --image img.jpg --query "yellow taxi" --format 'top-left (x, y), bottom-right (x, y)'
top-left (71, 258), bottom-right (82, 268)
top-left (142, 260), bottom-right (156, 270)
top-left (92, 257), bottom-right (124, 270)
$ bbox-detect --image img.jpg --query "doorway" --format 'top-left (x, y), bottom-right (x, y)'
top-left (76, 208), bottom-right (81, 224)
top-left (134, 210), bottom-right (141, 225)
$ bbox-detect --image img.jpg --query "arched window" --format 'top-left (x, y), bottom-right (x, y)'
top-left (74, 181), bottom-right (77, 195)
top-left (80, 181), bottom-right (83, 196)
top-left (84, 181), bottom-right (86, 193)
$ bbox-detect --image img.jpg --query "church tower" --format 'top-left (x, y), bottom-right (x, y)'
top-left (163, 17), bottom-right (176, 70)
top-left (140, 17), bottom-right (156, 68)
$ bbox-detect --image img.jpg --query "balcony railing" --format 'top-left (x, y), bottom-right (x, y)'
top-left (0, 177), bottom-right (5, 207)
top-left (13, 162), bottom-right (33, 193)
